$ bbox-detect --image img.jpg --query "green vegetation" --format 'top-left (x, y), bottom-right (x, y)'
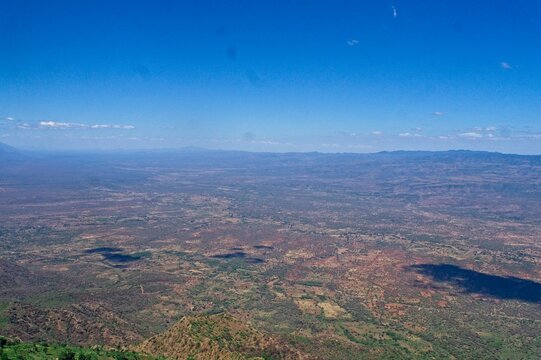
top-left (0, 303), bottom-right (9, 330)
top-left (0, 337), bottom-right (165, 360)
top-left (298, 280), bottom-right (323, 287)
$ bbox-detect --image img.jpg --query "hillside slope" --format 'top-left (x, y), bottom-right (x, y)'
top-left (135, 313), bottom-right (303, 360)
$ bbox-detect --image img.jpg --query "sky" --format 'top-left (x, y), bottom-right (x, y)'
top-left (1, 0), bottom-right (541, 153)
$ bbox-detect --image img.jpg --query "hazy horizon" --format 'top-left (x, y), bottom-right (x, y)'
top-left (2, 139), bottom-right (541, 156)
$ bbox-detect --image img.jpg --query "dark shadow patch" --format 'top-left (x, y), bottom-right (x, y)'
top-left (84, 247), bottom-right (123, 254)
top-left (111, 264), bottom-right (130, 269)
top-left (211, 251), bottom-right (246, 259)
top-left (245, 258), bottom-right (265, 264)
top-left (228, 247), bottom-right (244, 251)
top-left (102, 252), bottom-right (145, 263)
top-left (408, 263), bottom-right (541, 303)
top-left (85, 247), bottom-right (148, 264)
top-left (210, 252), bottom-right (265, 264)
top-left (253, 245), bottom-right (274, 250)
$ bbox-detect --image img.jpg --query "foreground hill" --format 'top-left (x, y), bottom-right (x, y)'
top-left (135, 313), bottom-right (301, 360)
top-left (0, 313), bottom-right (301, 359)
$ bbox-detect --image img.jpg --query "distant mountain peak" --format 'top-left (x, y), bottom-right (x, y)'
top-left (0, 142), bottom-right (18, 154)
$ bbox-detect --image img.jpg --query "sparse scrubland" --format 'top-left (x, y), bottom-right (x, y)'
top-left (1, 149), bottom-right (540, 358)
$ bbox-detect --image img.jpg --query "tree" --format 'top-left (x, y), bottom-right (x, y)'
top-left (59, 349), bottom-right (76, 360)
top-left (78, 353), bottom-right (97, 360)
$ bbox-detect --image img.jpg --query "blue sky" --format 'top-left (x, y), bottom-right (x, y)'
top-left (1, 0), bottom-right (541, 153)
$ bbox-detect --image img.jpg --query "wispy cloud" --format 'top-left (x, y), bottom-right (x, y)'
top-left (40, 121), bottom-right (81, 128)
top-left (432, 126), bottom-right (541, 142)
top-left (433, 111), bottom-right (444, 116)
top-left (521, 134), bottom-right (541, 140)
top-left (399, 132), bottom-right (422, 138)
top-left (347, 39), bottom-right (359, 46)
top-left (392, 5), bottom-right (398, 18)
top-left (501, 62), bottom-right (511, 69)
top-left (90, 124), bottom-right (135, 129)
top-left (371, 131), bottom-right (383, 136)
top-left (459, 132), bottom-right (482, 139)
top-left (39, 121), bottom-right (135, 129)
top-left (5, 116), bottom-right (14, 121)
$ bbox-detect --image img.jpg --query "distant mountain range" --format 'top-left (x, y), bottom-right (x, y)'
top-left (2, 142), bottom-right (541, 158)
top-left (0, 142), bottom-right (18, 154)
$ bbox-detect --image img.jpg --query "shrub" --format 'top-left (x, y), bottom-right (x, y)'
top-left (59, 349), bottom-right (76, 360)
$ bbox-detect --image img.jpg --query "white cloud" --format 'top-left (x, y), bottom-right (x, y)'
top-left (40, 121), bottom-right (79, 128)
top-left (40, 121), bottom-right (135, 130)
top-left (433, 111), bottom-right (444, 116)
top-left (501, 62), bottom-right (511, 69)
top-left (371, 131), bottom-right (383, 136)
top-left (517, 134), bottom-right (541, 140)
top-left (347, 39), bottom-right (359, 46)
top-left (90, 124), bottom-right (134, 129)
top-left (485, 126), bottom-right (497, 131)
top-left (459, 132), bottom-right (482, 139)
top-left (399, 132), bottom-right (422, 138)
top-left (5, 117), bottom-right (14, 121)
top-left (392, 5), bottom-right (397, 18)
